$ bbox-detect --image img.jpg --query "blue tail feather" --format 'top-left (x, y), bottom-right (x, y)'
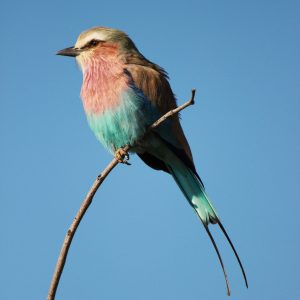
top-left (142, 134), bottom-right (248, 294)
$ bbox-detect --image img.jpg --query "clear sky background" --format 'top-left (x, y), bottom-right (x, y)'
top-left (0, 0), bottom-right (299, 299)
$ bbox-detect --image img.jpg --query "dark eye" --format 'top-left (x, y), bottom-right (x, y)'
top-left (82, 39), bottom-right (101, 49)
top-left (89, 39), bottom-right (100, 47)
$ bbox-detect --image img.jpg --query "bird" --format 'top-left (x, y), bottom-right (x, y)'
top-left (57, 26), bottom-right (248, 295)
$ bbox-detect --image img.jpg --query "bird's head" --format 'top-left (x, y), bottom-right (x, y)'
top-left (57, 27), bottom-right (139, 69)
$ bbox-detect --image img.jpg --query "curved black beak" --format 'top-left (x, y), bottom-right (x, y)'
top-left (56, 46), bottom-right (82, 57)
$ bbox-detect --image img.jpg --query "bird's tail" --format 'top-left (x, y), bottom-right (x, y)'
top-left (158, 144), bottom-right (248, 295)
top-left (168, 163), bottom-right (218, 226)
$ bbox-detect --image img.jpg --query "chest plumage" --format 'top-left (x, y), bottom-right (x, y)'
top-left (80, 50), bottom-right (155, 152)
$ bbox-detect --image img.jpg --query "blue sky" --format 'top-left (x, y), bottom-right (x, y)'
top-left (0, 0), bottom-right (299, 299)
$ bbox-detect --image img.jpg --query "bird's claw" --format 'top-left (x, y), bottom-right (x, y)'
top-left (115, 148), bottom-right (131, 165)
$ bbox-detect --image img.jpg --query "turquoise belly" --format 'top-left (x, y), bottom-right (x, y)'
top-left (86, 88), bottom-right (156, 153)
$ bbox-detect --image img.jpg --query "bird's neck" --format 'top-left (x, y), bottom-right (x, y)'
top-left (80, 54), bottom-right (128, 115)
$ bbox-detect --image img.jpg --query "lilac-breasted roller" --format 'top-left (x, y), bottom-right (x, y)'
top-left (57, 26), bottom-right (248, 294)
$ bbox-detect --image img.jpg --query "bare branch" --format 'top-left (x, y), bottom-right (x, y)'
top-left (47, 89), bottom-right (196, 300)
top-left (149, 89), bottom-right (195, 130)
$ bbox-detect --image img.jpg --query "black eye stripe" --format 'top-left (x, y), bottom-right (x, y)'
top-left (89, 39), bottom-right (99, 46)
top-left (82, 39), bottom-right (103, 49)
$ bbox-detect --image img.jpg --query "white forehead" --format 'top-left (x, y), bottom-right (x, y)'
top-left (75, 30), bottom-right (110, 48)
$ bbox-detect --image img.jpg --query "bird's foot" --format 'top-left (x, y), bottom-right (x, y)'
top-left (115, 148), bottom-right (131, 165)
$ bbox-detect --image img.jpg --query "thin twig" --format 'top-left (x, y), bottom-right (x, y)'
top-left (47, 89), bottom-right (196, 300)
top-left (149, 89), bottom-right (195, 130)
